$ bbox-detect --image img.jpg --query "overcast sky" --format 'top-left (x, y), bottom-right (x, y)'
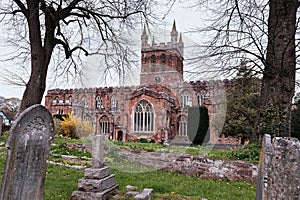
top-left (0, 2), bottom-right (207, 99)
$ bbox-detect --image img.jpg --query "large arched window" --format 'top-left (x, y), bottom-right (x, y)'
top-left (81, 96), bottom-right (88, 107)
top-left (134, 100), bottom-right (154, 132)
top-left (178, 115), bottom-right (187, 136)
top-left (100, 116), bottom-right (110, 134)
top-left (181, 90), bottom-right (192, 107)
top-left (111, 95), bottom-right (118, 109)
top-left (95, 96), bottom-right (102, 109)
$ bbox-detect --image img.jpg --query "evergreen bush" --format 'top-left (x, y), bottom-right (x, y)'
top-left (187, 106), bottom-right (209, 145)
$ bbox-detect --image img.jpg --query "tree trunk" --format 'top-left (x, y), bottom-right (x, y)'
top-left (20, 1), bottom-right (54, 111)
top-left (256, 0), bottom-right (297, 139)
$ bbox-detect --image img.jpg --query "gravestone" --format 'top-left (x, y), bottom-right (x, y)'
top-left (0, 115), bottom-right (3, 136)
top-left (92, 135), bottom-right (104, 168)
top-left (71, 135), bottom-right (118, 200)
top-left (256, 134), bottom-right (271, 200)
top-left (0, 105), bottom-right (54, 200)
top-left (256, 134), bottom-right (300, 199)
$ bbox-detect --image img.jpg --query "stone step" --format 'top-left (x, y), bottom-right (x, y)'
top-left (71, 184), bottom-right (119, 200)
top-left (84, 167), bottom-right (110, 179)
top-left (78, 174), bottom-right (116, 192)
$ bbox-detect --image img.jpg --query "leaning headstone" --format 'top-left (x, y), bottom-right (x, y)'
top-left (0, 105), bottom-right (54, 200)
top-left (0, 115), bottom-right (3, 136)
top-left (256, 134), bottom-right (271, 200)
top-left (71, 135), bottom-right (118, 200)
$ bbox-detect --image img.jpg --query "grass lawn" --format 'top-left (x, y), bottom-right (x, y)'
top-left (0, 134), bottom-right (256, 200)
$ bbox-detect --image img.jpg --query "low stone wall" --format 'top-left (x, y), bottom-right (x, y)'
top-left (256, 134), bottom-right (300, 200)
top-left (65, 142), bottom-right (258, 183)
top-left (164, 155), bottom-right (258, 183)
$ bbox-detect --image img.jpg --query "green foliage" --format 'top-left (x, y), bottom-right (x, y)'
top-left (44, 165), bottom-right (84, 200)
top-left (227, 143), bottom-right (260, 163)
top-left (139, 137), bottom-right (148, 143)
top-left (53, 118), bottom-right (63, 136)
top-left (0, 136), bottom-right (256, 200)
top-left (112, 169), bottom-right (255, 200)
top-left (112, 141), bottom-right (163, 152)
top-left (259, 103), bottom-right (288, 138)
top-left (187, 106), bottom-right (209, 145)
top-left (112, 141), bottom-right (260, 163)
top-left (50, 143), bottom-right (91, 158)
top-left (223, 62), bottom-right (260, 140)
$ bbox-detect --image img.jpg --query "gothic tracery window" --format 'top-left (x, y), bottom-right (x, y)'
top-left (133, 100), bottom-right (154, 132)
top-left (111, 95), bottom-right (118, 109)
top-left (96, 96), bottom-right (102, 109)
top-left (100, 116), bottom-right (110, 134)
top-left (178, 115), bottom-right (187, 136)
top-left (181, 90), bottom-right (192, 107)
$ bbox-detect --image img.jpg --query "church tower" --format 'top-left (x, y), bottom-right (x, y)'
top-left (140, 20), bottom-right (184, 86)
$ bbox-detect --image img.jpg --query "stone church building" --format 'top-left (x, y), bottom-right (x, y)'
top-left (45, 21), bottom-right (227, 144)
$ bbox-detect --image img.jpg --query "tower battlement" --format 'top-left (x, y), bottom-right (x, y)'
top-left (141, 20), bottom-right (184, 57)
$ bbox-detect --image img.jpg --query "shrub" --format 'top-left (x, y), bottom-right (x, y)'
top-left (139, 138), bottom-right (148, 143)
top-left (187, 106), bottom-right (209, 145)
top-left (53, 118), bottom-right (63, 136)
top-left (59, 113), bottom-right (93, 139)
top-left (227, 143), bottom-right (260, 163)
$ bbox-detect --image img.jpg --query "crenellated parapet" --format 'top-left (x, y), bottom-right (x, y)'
top-left (141, 20), bottom-right (184, 58)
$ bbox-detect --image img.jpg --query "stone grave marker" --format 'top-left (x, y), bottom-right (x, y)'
top-left (92, 134), bottom-right (104, 168)
top-left (256, 134), bottom-right (271, 200)
top-left (71, 134), bottom-right (118, 200)
top-left (0, 105), bottom-right (54, 200)
top-left (0, 115), bottom-right (3, 136)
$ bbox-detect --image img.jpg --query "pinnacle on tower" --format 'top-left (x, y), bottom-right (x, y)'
top-left (142, 24), bottom-right (147, 37)
top-left (179, 33), bottom-right (183, 44)
top-left (171, 19), bottom-right (178, 43)
top-left (172, 20), bottom-right (177, 32)
top-left (152, 36), bottom-right (156, 46)
top-left (141, 24), bottom-right (148, 48)
top-left (178, 33), bottom-right (184, 57)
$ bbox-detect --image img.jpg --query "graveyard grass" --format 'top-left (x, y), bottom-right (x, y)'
top-left (0, 133), bottom-right (255, 200)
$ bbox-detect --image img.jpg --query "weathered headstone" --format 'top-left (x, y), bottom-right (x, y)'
top-left (0, 105), bottom-right (54, 200)
top-left (71, 134), bottom-right (118, 200)
top-left (0, 115), bottom-right (3, 136)
top-left (256, 134), bottom-right (271, 200)
top-left (256, 134), bottom-right (300, 200)
top-left (92, 134), bottom-right (104, 168)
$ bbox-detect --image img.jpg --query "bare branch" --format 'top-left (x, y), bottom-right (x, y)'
top-left (12, 0), bottom-right (28, 18)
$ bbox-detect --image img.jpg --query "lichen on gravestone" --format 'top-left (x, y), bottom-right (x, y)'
top-left (0, 105), bottom-right (54, 200)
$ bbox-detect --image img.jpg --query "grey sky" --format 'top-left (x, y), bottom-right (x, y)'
top-left (0, 2), bottom-right (205, 99)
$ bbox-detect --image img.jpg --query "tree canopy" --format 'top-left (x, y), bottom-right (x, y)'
top-left (223, 61), bottom-right (260, 140)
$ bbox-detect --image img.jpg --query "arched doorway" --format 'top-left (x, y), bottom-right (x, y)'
top-left (117, 130), bottom-right (123, 141)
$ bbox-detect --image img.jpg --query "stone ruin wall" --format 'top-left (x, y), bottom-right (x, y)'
top-left (256, 134), bottom-right (300, 200)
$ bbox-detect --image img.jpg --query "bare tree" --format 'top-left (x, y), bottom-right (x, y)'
top-left (187, 0), bottom-right (299, 139)
top-left (0, 0), bottom-right (156, 111)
